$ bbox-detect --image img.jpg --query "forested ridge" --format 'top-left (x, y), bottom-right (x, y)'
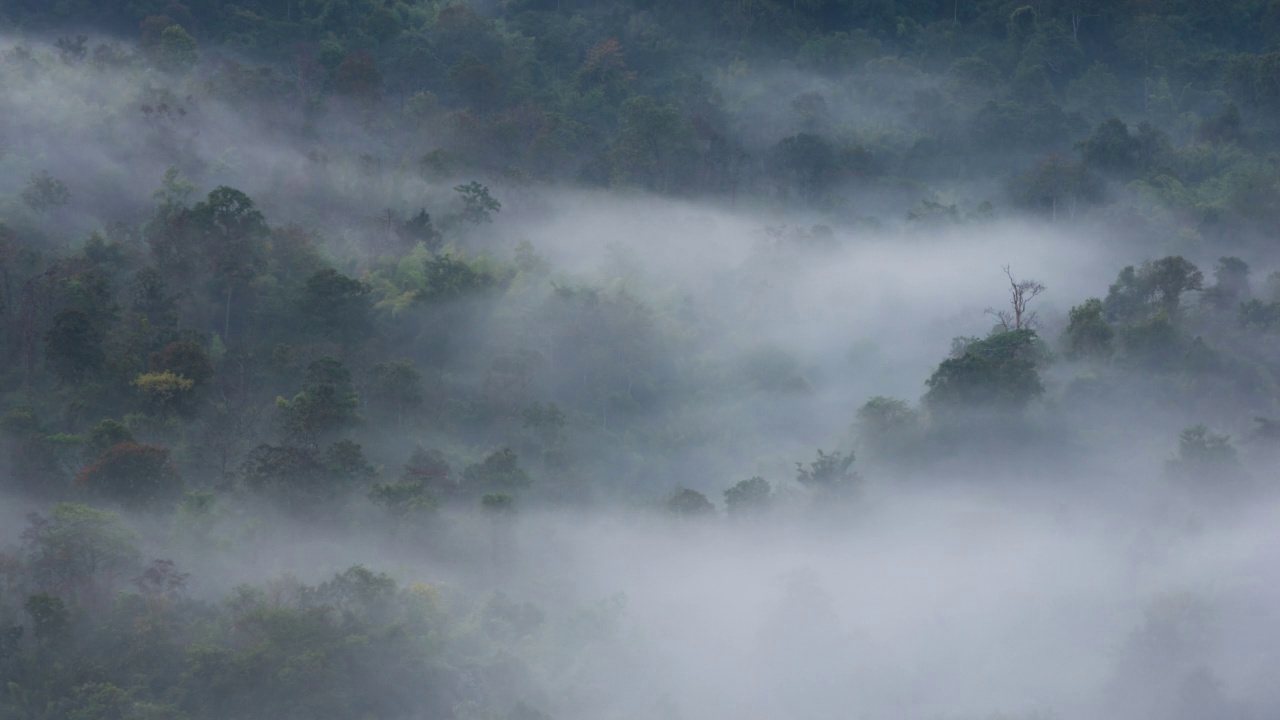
top-left (2, 1), bottom-right (1280, 719)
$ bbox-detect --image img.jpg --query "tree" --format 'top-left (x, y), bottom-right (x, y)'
top-left (133, 558), bottom-right (189, 600)
top-left (481, 492), bottom-right (515, 515)
top-left (1013, 155), bottom-right (1099, 220)
top-left (241, 441), bottom-right (371, 509)
top-left (302, 268), bottom-right (373, 341)
top-left (369, 447), bottom-right (453, 515)
top-left (1063, 298), bottom-right (1114, 360)
top-left (241, 444), bottom-right (326, 501)
top-left (44, 309), bottom-right (104, 384)
top-left (1118, 312), bottom-right (1182, 370)
top-left (397, 209), bottom-right (442, 251)
top-left (1166, 425), bottom-right (1242, 484)
top-left (186, 187), bottom-right (269, 342)
top-left (333, 50), bottom-right (384, 106)
top-left (416, 254), bottom-right (496, 303)
top-left (1104, 258), bottom-right (1205, 324)
top-left (1079, 118), bottom-right (1140, 175)
top-left (767, 133), bottom-right (839, 204)
top-left (1143, 256), bottom-right (1204, 320)
top-left (462, 448), bottom-right (531, 496)
top-left (453, 182), bottom-right (501, 225)
top-left (22, 171), bottom-right (71, 217)
top-left (987, 265), bottom-right (1045, 331)
top-left (22, 503), bottom-right (141, 603)
top-left (150, 339), bottom-right (214, 388)
top-left (133, 371), bottom-right (195, 416)
top-left (85, 419), bottom-right (134, 458)
top-left (609, 96), bottom-right (698, 193)
top-left (795, 449), bottom-right (859, 496)
top-left (855, 396), bottom-right (920, 458)
top-left (75, 442), bottom-right (184, 509)
top-left (923, 329), bottom-right (1044, 415)
top-left (155, 24), bottom-right (197, 74)
top-left (667, 488), bottom-right (715, 517)
top-left (370, 360), bottom-right (423, 430)
top-left (1202, 257), bottom-right (1250, 312)
top-left (24, 594), bottom-right (69, 645)
top-left (277, 357), bottom-right (359, 448)
top-left (1103, 265), bottom-right (1151, 323)
top-left (724, 477), bottom-right (771, 517)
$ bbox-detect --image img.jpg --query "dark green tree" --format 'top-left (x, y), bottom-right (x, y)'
top-left (1079, 118), bottom-right (1140, 175)
top-left (186, 187), bottom-right (269, 342)
top-left (1063, 298), bottom-right (1114, 360)
top-left (723, 477), bottom-right (772, 517)
top-left (453, 182), bottom-right (502, 225)
top-left (1166, 425), bottom-right (1242, 485)
top-left (22, 171), bottom-right (71, 217)
top-left (462, 448), bottom-right (530, 496)
top-left (923, 330), bottom-right (1045, 415)
top-left (795, 449), bottom-right (859, 496)
top-left (303, 268), bottom-right (373, 341)
top-left (44, 309), bottom-right (104, 384)
top-left (277, 357), bottom-right (359, 448)
top-left (667, 488), bottom-right (715, 517)
top-left (22, 504), bottom-right (141, 602)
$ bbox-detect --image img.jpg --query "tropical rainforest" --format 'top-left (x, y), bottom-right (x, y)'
top-left (1, 0), bottom-right (1280, 718)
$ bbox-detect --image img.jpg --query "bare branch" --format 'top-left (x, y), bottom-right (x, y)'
top-left (996, 265), bottom-right (1046, 331)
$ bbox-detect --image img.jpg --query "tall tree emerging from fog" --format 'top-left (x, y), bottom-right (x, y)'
top-left (191, 188), bottom-right (268, 341)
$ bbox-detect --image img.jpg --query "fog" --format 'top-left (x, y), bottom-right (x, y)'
top-left (3, 32), bottom-right (1280, 720)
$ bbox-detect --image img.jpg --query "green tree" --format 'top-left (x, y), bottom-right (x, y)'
top-left (333, 50), bottom-right (384, 106)
top-left (85, 419), bottom-right (135, 458)
top-left (150, 339), bottom-right (215, 388)
top-left (767, 133), bottom-right (839, 204)
top-left (44, 309), bottom-right (104, 384)
top-left (277, 357), bottom-right (359, 448)
top-left (462, 448), bottom-right (530, 496)
top-left (609, 96), bottom-right (698, 193)
top-left (75, 442), bottom-right (184, 509)
top-left (371, 360), bottom-right (424, 429)
top-left (795, 449), bottom-right (859, 496)
top-left (133, 371), bottom-right (196, 416)
top-left (303, 268), bottom-right (373, 341)
top-left (186, 187), bottom-right (269, 342)
top-left (1166, 425), bottom-right (1242, 484)
top-left (416, 254), bottom-right (496, 303)
top-left (24, 593), bottom-right (69, 645)
top-left (369, 447), bottom-right (453, 515)
top-left (855, 396), bottom-right (920, 457)
top-left (1144, 256), bottom-right (1204, 319)
top-left (1202, 257), bottom-right (1250, 312)
top-left (723, 477), bottom-right (771, 517)
top-left (22, 503), bottom-right (141, 602)
top-left (1118, 311), bottom-right (1182, 370)
top-left (22, 171), bottom-right (71, 217)
top-left (1079, 118), bottom-right (1141, 175)
top-left (481, 492), bottom-right (515, 515)
top-left (667, 488), bottom-right (715, 517)
top-left (1063, 298), bottom-right (1114, 360)
top-left (453, 182), bottom-right (502, 225)
top-left (155, 24), bottom-right (197, 73)
top-left (923, 329), bottom-right (1045, 415)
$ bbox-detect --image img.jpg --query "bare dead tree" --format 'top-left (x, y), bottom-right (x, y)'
top-left (986, 265), bottom-right (1046, 331)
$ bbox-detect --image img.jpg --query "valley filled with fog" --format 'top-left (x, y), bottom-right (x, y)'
top-left (2, 4), bottom-right (1280, 718)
